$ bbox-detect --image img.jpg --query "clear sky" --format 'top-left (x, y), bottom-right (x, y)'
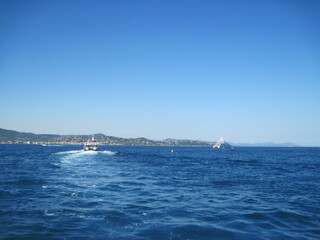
top-left (1, 0), bottom-right (320, 146)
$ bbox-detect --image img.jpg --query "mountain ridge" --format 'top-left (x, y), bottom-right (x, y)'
top-left (0, 128), bottom-right (301, 147)
top-left (0, 128), bottom-right (211, 146)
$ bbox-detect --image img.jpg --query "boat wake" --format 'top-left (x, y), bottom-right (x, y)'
top-left (53, 150), bottom-right (117, 163)
top-left (100, 150), bottom-right (117, 155)
top-left (55, 150), bottom-right (116, 156)
top-left (55, 150), bottom-right (84, 155)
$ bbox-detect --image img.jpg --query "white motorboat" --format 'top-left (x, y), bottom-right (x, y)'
top-left (84, 136), bottom-right (99, 151)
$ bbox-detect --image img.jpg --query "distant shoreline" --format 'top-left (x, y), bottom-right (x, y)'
top-left (0, 128), bottom-right (302, 147)
top-left (1, 143), bottom-right (314, 148)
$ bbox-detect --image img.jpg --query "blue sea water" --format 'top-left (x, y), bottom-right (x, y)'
top-left (0, 144), bottom-right (319, 240)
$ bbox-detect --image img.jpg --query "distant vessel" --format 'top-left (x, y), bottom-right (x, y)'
top-left (213, 138), bottom-right (234, 150)
top-left (84, 136), bottom-right (99, 151)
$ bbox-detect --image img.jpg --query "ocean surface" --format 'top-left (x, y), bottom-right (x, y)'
top-left (0, 144), bottom-right (319, 240)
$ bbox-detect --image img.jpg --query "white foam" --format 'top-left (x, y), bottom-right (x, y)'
top-left (61, 159), bottom-right (71, 164)
top-left (44, 210), bottom-right (55, 216)
top-left (53, 149), bottom-right (117, 166)
top-left (100, 150), bottom-right (117, 155)
top-left (71, 192), bottom-right (78, 198)
top-left (55, 150), bottom-right (83, 155)
top-left (42, 185), bottom-right (58, 189)
top-left (81, 151), bottom-right (99, 155)
top-left (55, 150), bottom-right (116, 155)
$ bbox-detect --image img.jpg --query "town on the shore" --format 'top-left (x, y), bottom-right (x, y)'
top-left (0, 128), bottom-right (213, 146)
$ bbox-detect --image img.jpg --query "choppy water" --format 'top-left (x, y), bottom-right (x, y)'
top-left (1, 144), bottom-right (320, 239)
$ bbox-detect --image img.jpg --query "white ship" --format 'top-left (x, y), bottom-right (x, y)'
top-left (213, 138), bottom-right (234, 150)
top-left (84, 136), bottom-right (99, 151)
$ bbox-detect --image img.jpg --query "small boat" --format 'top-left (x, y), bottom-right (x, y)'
top-left (213, 138), bottom-right (234, 150)
top-left (84, 136), bottom-right (99, 151)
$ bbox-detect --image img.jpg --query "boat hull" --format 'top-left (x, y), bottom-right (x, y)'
top-left (84, 146), bottom-right (99, 151)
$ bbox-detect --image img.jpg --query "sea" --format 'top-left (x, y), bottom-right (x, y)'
top-left (0, 144), bottom-right (319, 240)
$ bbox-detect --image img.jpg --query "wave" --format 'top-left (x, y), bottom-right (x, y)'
top-left (44, 210), bottom-right (55, 216)
top-left (100, 150), bottom-right (117, 155)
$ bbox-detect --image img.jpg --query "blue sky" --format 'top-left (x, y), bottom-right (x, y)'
top-left (1, 0), bottom-right (320, 145)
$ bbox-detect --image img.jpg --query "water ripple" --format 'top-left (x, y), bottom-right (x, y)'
top-left (0, 145), bottom-right (319, 239)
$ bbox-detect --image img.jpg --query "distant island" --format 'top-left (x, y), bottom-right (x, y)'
top-left (0, 128), bottom-right (300, 147)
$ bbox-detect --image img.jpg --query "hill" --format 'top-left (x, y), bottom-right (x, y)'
top-left (0, 128), bottom-right (212, 146)
top-left (0, 128), bottom-right (300, 147)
